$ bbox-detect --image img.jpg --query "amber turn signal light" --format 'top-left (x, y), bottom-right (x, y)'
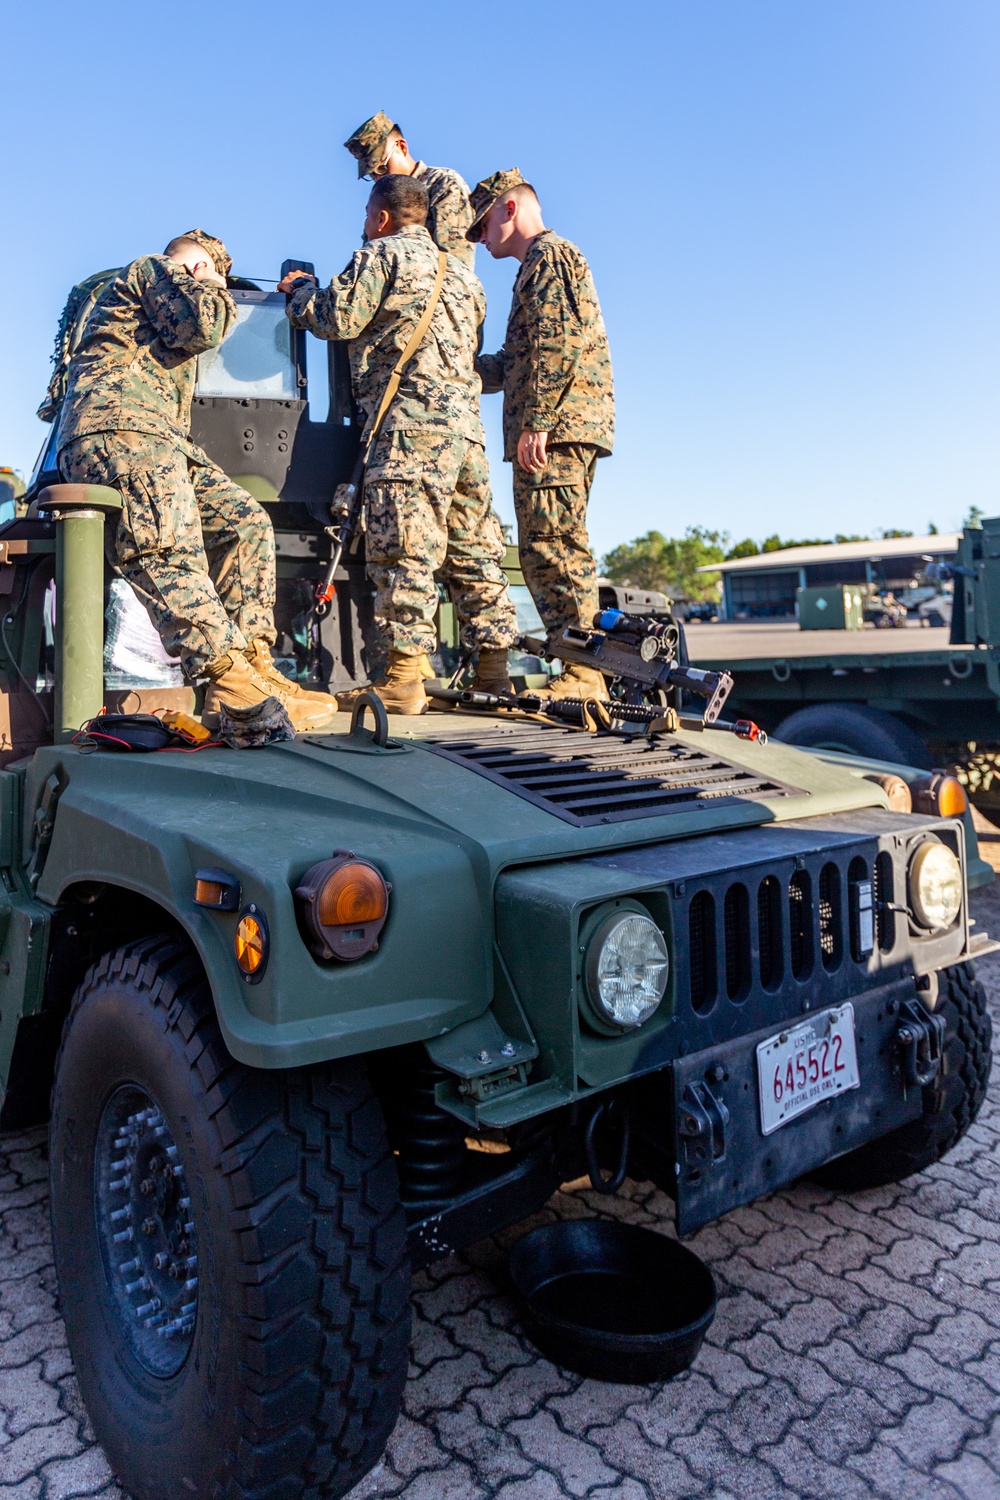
top-left (194, 866), bottom-right (241, 911)
top-left (234, 905), bottom-right (268, 983)
top-left (295, 853), bottom-right (390, 962)
top-left (912, 772), bottom-right (968, 819)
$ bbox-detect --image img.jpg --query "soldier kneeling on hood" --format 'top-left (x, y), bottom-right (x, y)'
top-left (55, 230), bottom-right (338, 731)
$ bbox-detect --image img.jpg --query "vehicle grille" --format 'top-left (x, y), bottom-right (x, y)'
top-left (724, 884), bottom-right (751, 1000)
top-left (689, 891), bottom-right (715, 1012)
top-left (757, 876), bottom-right (783, 989)
top-left (789, 870), bottom-right (811, 978)
top-left (819, 862), bottom-right (841, 969)
top-left (687, 854), bottom-right (875, 1014)
top-left (420, 724), bottom-right (803, 827)
top-left (874, 850), bottom-right (895, 952)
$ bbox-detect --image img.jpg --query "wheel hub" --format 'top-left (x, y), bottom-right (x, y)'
top-left (94, 1086), bottom-right (199, 1376)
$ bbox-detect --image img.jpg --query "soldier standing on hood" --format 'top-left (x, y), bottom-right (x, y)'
top-left (470, 171), bottom-right (615, 703)
top-left (279, 175), bottom-right (517, 716)
top-left (344, 111), bottom-right (475, 268)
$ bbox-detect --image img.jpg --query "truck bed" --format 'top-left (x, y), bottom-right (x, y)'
top-left (686, 619), bottom-right (959, 665)
top-left (683, 620), bottom-right (999, 750)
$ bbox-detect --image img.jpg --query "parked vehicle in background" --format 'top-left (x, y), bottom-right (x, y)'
top-left (918, 591), bottom-right (953, 628)
top-left (679, 599), bottom-right (720, 623)
top-left (688, 517), bottom-right (1000, 817)
top-left (864, 590), bottom-right (908, 629)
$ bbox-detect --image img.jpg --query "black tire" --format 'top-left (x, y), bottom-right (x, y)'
top-left (774, 702), bottom-right (933, 770)
top-left (812, 961), bottom-right (992, 1190)
top-left (49, 934), bottom-right (410, 1500)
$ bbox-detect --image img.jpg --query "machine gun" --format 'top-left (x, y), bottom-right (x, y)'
top-left (426, 607), bottom-right (757, 739)
top-left (426, 683), bottom-right (767, 743)
top-left (522, 608), bottom-right (736, 724)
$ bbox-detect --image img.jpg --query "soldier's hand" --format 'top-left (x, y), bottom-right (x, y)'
top-left (277, 269), bottom-right (318, 294)
top-left (517, 430), bottom-right (549, 474)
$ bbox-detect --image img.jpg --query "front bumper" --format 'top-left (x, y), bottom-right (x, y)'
top-left (649, 979), bottom-right (927, 1234)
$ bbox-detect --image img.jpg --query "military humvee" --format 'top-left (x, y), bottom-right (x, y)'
top-left (0, 263), bottom-right (994, 1500)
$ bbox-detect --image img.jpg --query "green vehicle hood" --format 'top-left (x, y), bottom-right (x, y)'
top-left (23, 718), bottom-right (897, 1068)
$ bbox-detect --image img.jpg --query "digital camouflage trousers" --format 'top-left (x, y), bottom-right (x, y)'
top-left (364, 430), bottom-right (517, 657)
top-left (59, 432), bottom-right (276, 679)
top-left (511, 441), bottom-right (601, 638)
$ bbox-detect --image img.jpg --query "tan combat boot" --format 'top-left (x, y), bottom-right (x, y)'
top-left (540, 662), bottom-right (610, 703)
top-left (473, 647), bottom-right (515, 695)
top-left (336, 649), bottom-right (428, 716)
top-left (245, 639), bottom-right (340, 716)
top-left (203, 653), bottom-right (336, 734)
top-left (202, 653), bottom-right (276, 727)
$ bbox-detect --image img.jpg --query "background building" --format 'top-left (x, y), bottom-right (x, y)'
top-left (704, 532), bottom-right (959, 619)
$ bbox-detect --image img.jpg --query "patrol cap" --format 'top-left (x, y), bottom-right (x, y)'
top-left (344, 111), bottom-right (397, 179)
top-left (466, 168), bottom-right (528, 242)
top-left (181, 229), bottom-right (232, 280)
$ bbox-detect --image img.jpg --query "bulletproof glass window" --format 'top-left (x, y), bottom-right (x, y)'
top-left (29, 421), bottom-right (62, 490)
top-left (196, 293), bottom-right (298, 401)
top-left (509, 584), bottom-right (544, 636)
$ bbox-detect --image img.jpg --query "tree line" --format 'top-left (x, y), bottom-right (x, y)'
top-left (601, 525), bottom-right (926, 603)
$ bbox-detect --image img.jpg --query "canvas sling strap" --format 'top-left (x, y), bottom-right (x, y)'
top-left (362, 247), bottom-right (448, 465)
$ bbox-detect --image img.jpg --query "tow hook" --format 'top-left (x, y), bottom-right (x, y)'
top-left (678, 1078), bottom-right (730, 1172)
top-left (896, 998), bottom-right (946, 1088)
top-left (584, 1098), bottom-right (631, 1195)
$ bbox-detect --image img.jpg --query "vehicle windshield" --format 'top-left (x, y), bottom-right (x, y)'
top-left (509, 584), bottom-right (544, 636)
top-left (29, 420), bottom-right (61, 488)
top-left (196, 296), bottom-right (297, 400)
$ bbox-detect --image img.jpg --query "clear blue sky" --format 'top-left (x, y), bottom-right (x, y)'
top-left (2, 0), bottom-right (998, 557)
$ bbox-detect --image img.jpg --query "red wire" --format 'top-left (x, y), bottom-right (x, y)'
top-left (157, 740), bottom-right (226, 753)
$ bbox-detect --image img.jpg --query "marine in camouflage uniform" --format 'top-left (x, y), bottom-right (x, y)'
top-left (469, 170), bottom-right (615, 640)
top-left (56, 231), bottom-right (277, 680)
top-left (286, 205), bottom-right (516, 667)
top-left (344, 111), bottom-right (475, 267)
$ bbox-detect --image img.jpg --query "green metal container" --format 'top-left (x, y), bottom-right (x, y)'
top-left (797, 584), bottom-right (865, 630)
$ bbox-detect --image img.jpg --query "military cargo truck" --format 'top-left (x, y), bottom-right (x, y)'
top-left (0, 265), bottom-right (994, 1500)
top-left (688, 517), bottom-right (1000, 816)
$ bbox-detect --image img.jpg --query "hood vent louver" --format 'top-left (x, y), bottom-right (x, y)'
top-left (420, 724), bottom-right (802, 826)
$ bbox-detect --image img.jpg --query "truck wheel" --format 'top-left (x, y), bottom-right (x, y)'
top-left (812, 961), bottom-right (992, 1190)
top-left (49, 934), bottom-right (410, 1500)
top-left (774, 703), bottom-right (932, 769)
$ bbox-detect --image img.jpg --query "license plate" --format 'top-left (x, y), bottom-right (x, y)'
top-left (756, 1004), bottom-right (860, 1136)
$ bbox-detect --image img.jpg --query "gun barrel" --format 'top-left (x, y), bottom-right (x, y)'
top-left (668, 665), bottom-right (734, 723)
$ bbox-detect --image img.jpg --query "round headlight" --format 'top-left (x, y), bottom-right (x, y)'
top-left (585, 911), bottom-right (669, 1031)
top-left (908, 841), bottom-right (962, 931)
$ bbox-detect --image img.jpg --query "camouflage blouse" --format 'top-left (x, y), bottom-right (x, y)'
top-left (477, 230), bottom-right (615, 462)
top-left (412, 162), bottom-right (475, 267)
top-left (57, 256), bottom-right (236, 453)
top-left (287, 226), bottom-right (486, 445)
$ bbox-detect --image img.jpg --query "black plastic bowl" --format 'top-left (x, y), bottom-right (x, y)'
top-left (508, 1220), bottom-right (716, 1383)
